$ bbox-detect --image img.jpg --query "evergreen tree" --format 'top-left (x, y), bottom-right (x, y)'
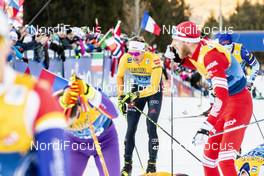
top-left (24, 0), bottom-right (124, 32)
top-left (203, 0), bottom-right (264, 31)
top-left (23, 0), bottom-right (189, 51)
top-left (228, 0), bottom-right (264, 30)
top-left (203, 0), bottom-right (264, 61)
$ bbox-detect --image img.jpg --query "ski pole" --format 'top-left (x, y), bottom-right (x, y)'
top-left (135, 144), bottom-right (145, 173)
top-left (133, 106), bottom-right (202, 163)
top-left (197, 89), bottom-right (203, 107)
top-left (171, 114), bottom-right (205, 120)
top-left (210, 118), bottom-right (264, 138)
top-left (170, 55), bottom-right (174, 175)
top-left (71, 70), bottom-right (109, 176)
top-left (252, 113), bottom-right (264, 141)
top-left (28, 0), bottom-right (52, 25)
top-left (79, 95), bottom-right (109, 176)
top-left (124, 114), bottom-right (145, 173)
top-left (124, 117), bottom-right (173, 175)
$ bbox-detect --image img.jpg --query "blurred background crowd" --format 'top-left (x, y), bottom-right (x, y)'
top-left (2, 0), bottom-right (264, 99)
top-left (7, 22), bottom-right (264, 99)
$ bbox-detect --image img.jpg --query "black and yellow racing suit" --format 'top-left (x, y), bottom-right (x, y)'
top-left (117, 51), bottom-right (163, 162)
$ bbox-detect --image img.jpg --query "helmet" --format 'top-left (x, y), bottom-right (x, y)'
top-left (238, 162), bottom-right (250, 176)
top-left (218, 33), bottom-right (232, 45)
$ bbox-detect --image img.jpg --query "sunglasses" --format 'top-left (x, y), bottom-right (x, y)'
top-left (128, 51), bottom-right (141, 57)
top-left (220, 40), bottom-right (231, 45)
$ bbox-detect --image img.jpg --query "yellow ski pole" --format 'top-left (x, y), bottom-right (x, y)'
top-left (79, 95), bottom-right (109, 176)
top-left (71, 74), bottom-right (109, 176)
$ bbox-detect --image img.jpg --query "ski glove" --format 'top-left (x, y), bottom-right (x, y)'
top-left (118, 92), bottom-right (139, 115)
top-left (70, 75), bottom-right (95, 99)
top-left (164, 45), bottom-right (176, 60)
top-left (118, 95), bottom-right (127, 115)
top-left (59, 86), bottom-right (79, 108)
top-left (121, 92), bottom-right (139, 104)
top-left (192, 121), bottom-right (214, 146)
top-left (164, 45), bottom-right (182, 63)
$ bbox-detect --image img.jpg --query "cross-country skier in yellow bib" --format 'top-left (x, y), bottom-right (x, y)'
top-left (117, 37), bottom-right (163, 175)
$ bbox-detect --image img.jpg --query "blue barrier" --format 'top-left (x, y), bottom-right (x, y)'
top-left (214, 31), bottom-right (264, 52)
top-left (12, 53), bottom-right (196, 97)
top-left (12, 53), bottom-right (115, 95)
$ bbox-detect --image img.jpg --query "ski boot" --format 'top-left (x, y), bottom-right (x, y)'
top-left (121, 161), bottom-right (132, 176)
top-left (146, 160), bottom-right (156, 173)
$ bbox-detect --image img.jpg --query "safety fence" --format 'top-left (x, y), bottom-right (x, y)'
top-left (12, 50), bottom-right (197, 97)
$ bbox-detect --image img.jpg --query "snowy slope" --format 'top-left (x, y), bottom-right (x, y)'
top-left (254, 75), bottom-right (264, 96)
top-left (83, 95), bottom-right (264, 176)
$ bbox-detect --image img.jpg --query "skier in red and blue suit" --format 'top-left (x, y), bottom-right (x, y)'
top-left (170, 21), bottom-right (253, 176)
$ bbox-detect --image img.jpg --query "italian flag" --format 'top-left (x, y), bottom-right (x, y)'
top-left (99, 29), bottom-right (117, 52)
top-left (91, 52), bottom-right (104, 72)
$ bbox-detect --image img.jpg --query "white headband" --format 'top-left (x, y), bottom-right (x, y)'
top-left (171, 26), bottom-right (200, 43)
top-left (128, 41), bottom-right (145, 51)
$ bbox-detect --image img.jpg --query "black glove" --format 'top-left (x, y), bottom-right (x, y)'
top-left (22, 57), bottom-right (29, 63)
top-left (173, 48), bottom-right (181, 64)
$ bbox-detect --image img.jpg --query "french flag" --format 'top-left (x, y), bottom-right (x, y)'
top-left (141, 11), bottom-right (161, 36)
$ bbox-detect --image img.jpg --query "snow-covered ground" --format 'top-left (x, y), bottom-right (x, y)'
top-left (254, 75), bottom-right (264, 96)
top-left (83, 76), bottom-right (264, 176)
top-left (83, 96), bottom-right (263, 176)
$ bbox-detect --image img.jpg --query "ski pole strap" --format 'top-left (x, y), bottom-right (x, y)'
top-left (133, 106), bottom-right (202, 163)
top-left (210, 117), bottom-right (264, 138)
